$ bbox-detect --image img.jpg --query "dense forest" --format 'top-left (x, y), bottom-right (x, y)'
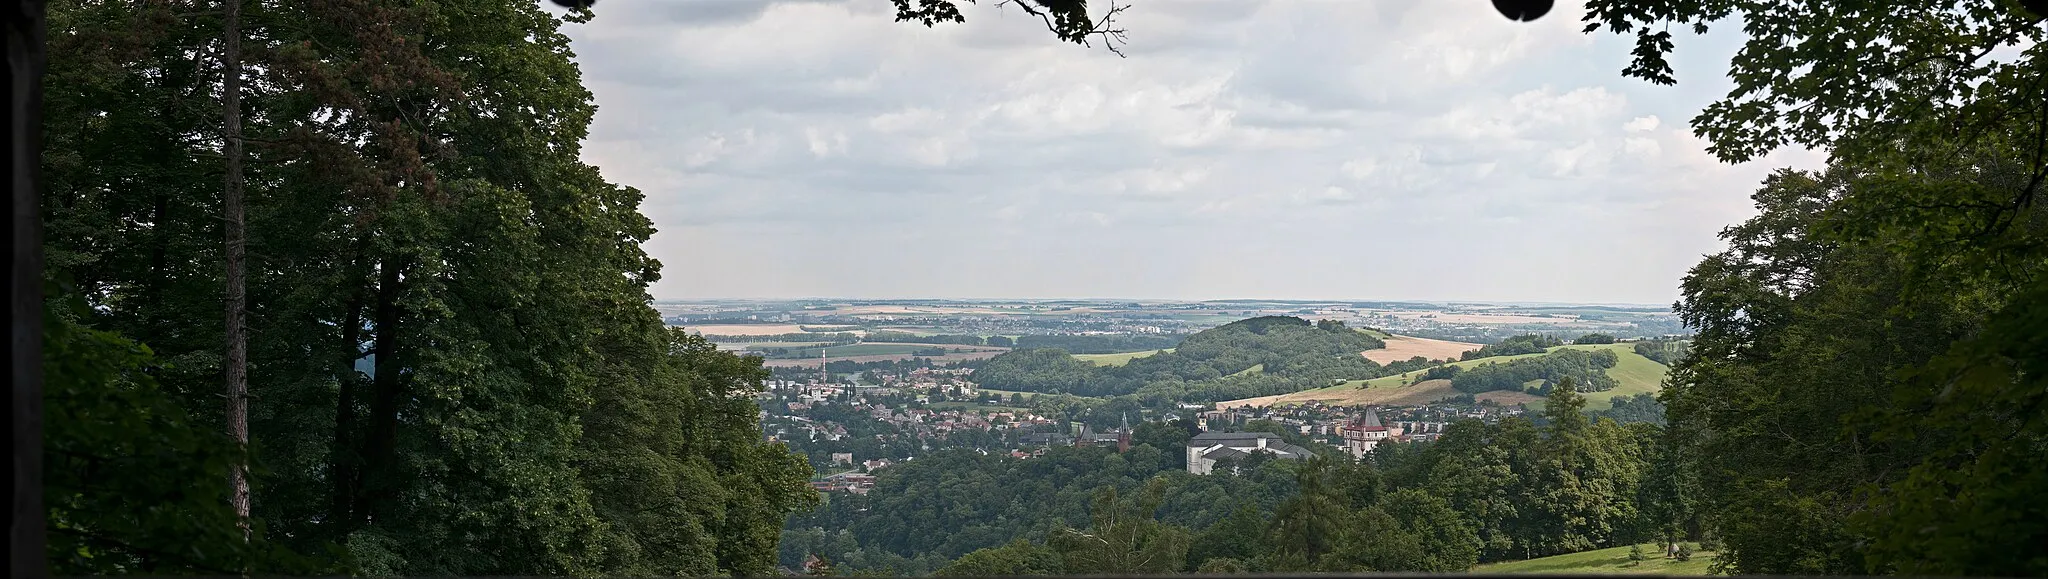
top-left (784, 380), bottom-right (1667, 575)
top-left (39, 0), bottom-right (819, 574)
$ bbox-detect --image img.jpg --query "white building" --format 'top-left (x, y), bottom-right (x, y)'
top-left (1185, 431), bottom-right (1315, 475)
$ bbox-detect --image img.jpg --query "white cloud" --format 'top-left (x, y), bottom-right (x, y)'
top-left (560, 0), bottom-right (1824, 303)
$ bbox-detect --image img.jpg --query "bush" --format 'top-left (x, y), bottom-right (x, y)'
top-left (1699, 535), bottom-right (1724, 551)
top-left (1675, 544), bottom-right (1694, 562)
top-left (1197, 558), bottom-right (1248, 573)
top-left (1628, 544), bottom-right (1647, 566)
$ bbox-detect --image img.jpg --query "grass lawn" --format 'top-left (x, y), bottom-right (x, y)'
top-left (1473, 543), bottom-right (1718, 575)
top-left (1073, 349), bottom-right (1172, 367)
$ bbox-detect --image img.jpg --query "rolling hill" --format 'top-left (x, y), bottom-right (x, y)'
top-left (1222, 342), bottom-right (1668, 410)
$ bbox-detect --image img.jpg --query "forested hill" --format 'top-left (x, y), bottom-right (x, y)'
top-left (972, 317), bottom-right (1418, 399)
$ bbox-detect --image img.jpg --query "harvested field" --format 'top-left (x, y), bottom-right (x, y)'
top-left (1362, 335), bottom-right (1482, 364)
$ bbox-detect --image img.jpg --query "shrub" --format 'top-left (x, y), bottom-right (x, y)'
top-left (1675, 544), bottom-right (1694, 562)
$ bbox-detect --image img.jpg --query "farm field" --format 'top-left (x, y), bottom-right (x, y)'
top-left (1073, 349), bottom-right (1173, 366)
top-left (1473, 543), bottom-right (1718, 575)
top-left (1223, 342), bottom-right (1667, 410)
top-left (1361, 334), bottom-right (1483, 364)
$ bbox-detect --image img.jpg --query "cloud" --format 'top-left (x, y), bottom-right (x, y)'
top-left (559, 0), bottom-right (1823, 303)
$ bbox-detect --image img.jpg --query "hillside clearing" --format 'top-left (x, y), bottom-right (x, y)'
top-left (1473, 543), bottom-right (1718, 575)
top-left (1361, 334), bottom-right (1483, 364)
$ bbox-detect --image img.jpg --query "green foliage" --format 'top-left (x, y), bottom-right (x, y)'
top-left (41, 0), bottom-right (815, 574)
top-left (1451, 348), bottom-right (1620, 394)
top-left (1573, 333), bottom-right (1617, 345)
top-left (1048, 481), bottom-right (1192, 574)
top-left (1628, 544), bottom-right (1646, 565)
top-left (934, 539), bottom-right (1063, 576)
top-left (978, 316), bottom-right (1392, 401)
top-left (1675, 544), bottom-right (1694, 562)
top-left (1630, 339), bottom-right (1691, 366)
top-left (44, 297), bottom-right (331, 575)
top-left (1014, 334), bottom-right (1181, 354)
top-left (1460, 334), bottom-right (1564, 361)
top-left (1592, 392), bottom-right (1666, 426)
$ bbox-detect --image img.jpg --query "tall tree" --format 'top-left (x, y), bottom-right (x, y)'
top-left (217, 0), bottom-right (250, 542)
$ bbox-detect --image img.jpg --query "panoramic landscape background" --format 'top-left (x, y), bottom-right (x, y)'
top-left (31, 0), bottom-right (2048, 577)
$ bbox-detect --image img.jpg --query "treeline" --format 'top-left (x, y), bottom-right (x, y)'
top-left (1631, 339), bottom-right (1690, 366)
top-left (973, 317), bottom-right (1396, 399)
top-left (699, 332), bottom-right (860, 344)
top-left (1458, 334), bottom-right (1565, 360)
top-left (39, 0), bottom-right (814, 574)
top-left (1449, 348), bottom-right (1620, 394)
top-left (786, 380), bottom-right (1671, 575)
top-left (1014, 334), bottom-right (1184, 354)
top-left (864, 331), bottom-right (996, 346)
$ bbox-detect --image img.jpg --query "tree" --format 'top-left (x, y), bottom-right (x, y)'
top-left (934, 539), bottom-right (1062, 576)
top-left (217, 0), bottom-right (251, 542)
top-left (1264, 456), bottom-right (1346, 569)
top-left (1048, 481), bottom-right (1191, 575)
top-left (1374, 489), bottom-right (1481, 572)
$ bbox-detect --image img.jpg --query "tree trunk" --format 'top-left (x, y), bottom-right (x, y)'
top-left (362, 255), bottom-right (406, 524)
top-left (219, 0), bottom-right (250, 542)
top-left (328, 249), bottom-right (369, 532)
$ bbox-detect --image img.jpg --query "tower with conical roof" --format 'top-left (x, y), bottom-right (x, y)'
top-left (1342, 406), bottom-right (1393, 459)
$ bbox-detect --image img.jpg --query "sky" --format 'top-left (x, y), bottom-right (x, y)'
top-left (556, 0), bottom-right (1827, 305)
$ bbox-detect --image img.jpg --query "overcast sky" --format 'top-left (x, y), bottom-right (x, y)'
top-left (557, 0), bottom-right (1824, 305)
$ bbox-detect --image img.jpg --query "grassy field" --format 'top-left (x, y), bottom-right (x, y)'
top-left (1472, 543), bottom-right (1718, 575)
top-left (1359, 328), bottom-right (1393, 339)
top-left (1229, 364), bottom-right (1265, 377)
top-left (1225, 342), bottom-right (1668, 410)
top-left (1073, 349), bottom-right (1173, 367)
